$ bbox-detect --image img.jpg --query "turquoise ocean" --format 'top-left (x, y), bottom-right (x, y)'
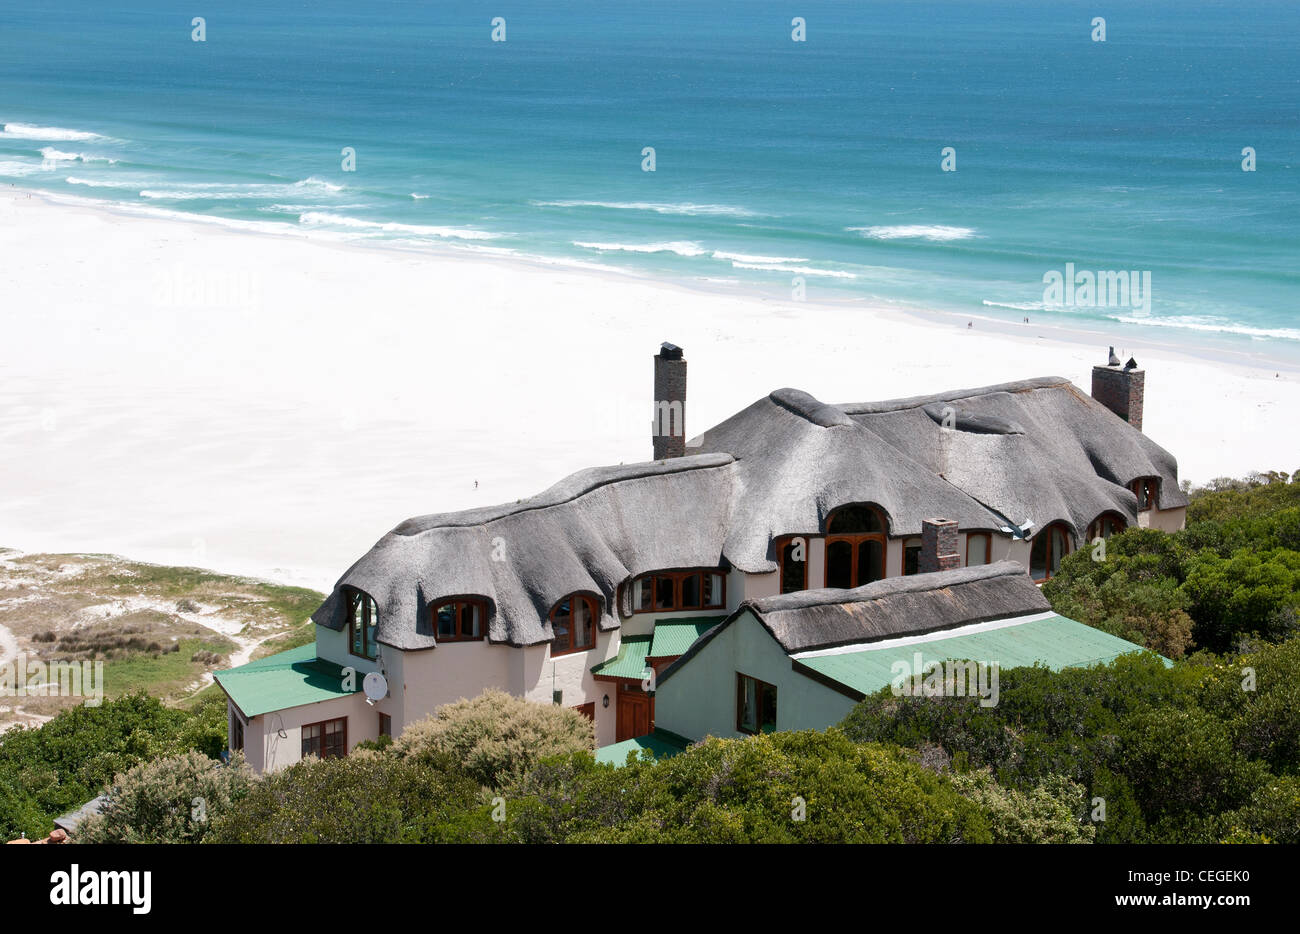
top-left (1, 0), bottom-right (1297, 359)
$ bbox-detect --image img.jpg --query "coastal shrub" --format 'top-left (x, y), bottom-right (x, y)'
top-left (1181, 549), bottom-right (1300, 649)
top-left (0, 692), bottom-right (191, 840)
top-left (945, 769), bottom-right (1094, 844)
top-left (837, 641), bottom-right (1300, 843)
top-left (1044, 474), bottom-right (1300, 654)
top-left (394, 689), bottom-right (594, 789)
top-left (489, 731), bottom-right (994, 844)
top-left (76, 751), bottom-right (254, 844)
top-left (207, 752), bottom-right (480, 843)
top-left (0, 691), bottom-right (228, 840)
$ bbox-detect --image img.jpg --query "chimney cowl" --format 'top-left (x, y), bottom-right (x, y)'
top-left (658, 342), bottom-right (683, 360)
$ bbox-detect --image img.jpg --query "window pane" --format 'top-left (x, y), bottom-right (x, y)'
top-left (552, 600), bottom-right (572, 650)
top-left (705, 572), bottom-right (724, 606)
top-left (655, 576), bottom-right (675, 610)
top-left (1050, 526), bottom-right (1069, 574)
top-left (966, 534), bottom-right (989, 566)
top-left (436, 604), bottom-right (456, 638)
top-left (780, 542), bottom-right (804, 594)
top-left (575, 598), bottom-right (594, 649)
top-left (636, 577), bottom-right (652, 612)
top-left (826, 541), bottom-right (853, 589)
top-left (681, 573), bottom-right (701, 608)
top-left (858, 540), bottom-right (884, 585)
top-left (365, 597), bottom-right (377, 657)
top-left (758, 682), bottom-right (778, 733)
top-left (903, 542), bottom-right (921, 576)
top-left (738, 676), bottom-right (757, 733)
top-left (1029, 534), bottom-right (1048, 581)
top-left (461, 602), bottom-right (481, 638)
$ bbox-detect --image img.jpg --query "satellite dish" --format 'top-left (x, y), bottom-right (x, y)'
top-left (363, 671), bottom-right (388, 704)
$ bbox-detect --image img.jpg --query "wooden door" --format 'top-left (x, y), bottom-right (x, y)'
top-left (616, 688), bottom-right (652, 742)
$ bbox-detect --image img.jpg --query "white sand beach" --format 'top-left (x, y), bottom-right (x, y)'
top-left (1, 188), bottom-right (1297, 590)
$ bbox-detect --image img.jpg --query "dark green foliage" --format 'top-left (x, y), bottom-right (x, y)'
top-left (207, 752), bottom-right (481, 843)
top-left (1045, 475), bottom-right (1300, 654)
top-left (481, 730), bottom-right (994, 844)
top-left (838, 639), bottom-right (1300, 843)
top-left (0, 691), bottom-right (232, 840)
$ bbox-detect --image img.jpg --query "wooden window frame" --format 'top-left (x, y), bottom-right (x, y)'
top-left (431, 598), bottom-right (488, 643)
top-left (573, 702), bottom-right (596, 722)
top-left (735, 672), bottom-right (778, 736)
top-left (631, 569), bottom-right (727, 614)
top-left (776, 537), bottom-right (808, 595)
top-left (345, 588), bottom-right (379, 661)
top-left (1029, 522), bottom-right (1072, 582)
top-left (823, 506), bottom-right (888, 588)
top-left (301, 716), bottom-right (347, 760)
top-left (1086, 512), bottom-right (1126, 541)
top-left (965, 532), bottom-right (992, 567)
top-left (549, 593), bottom-right (599, 657)
top-left (1130, 477), bottom-right (1159, 512)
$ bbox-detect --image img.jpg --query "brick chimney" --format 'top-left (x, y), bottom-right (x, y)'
top-left (920, 518), bottom-right (960, 573)
top-left (1091, 347), bottom-right (1144, 431)
top-left (652, 342), bottom-right (686, 459)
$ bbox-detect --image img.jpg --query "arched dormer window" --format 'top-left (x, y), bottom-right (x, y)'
top-left (432, 598), bottom-right (487, 643)
top-left (345, 588), bottom-right (379, 660)
top-left (1130, 477), bottom-right (1159, 512)
top-left (1087, 512), bottom-right (1126, 542)
top-left (1029, 522), bottom-right (1073, 581)
top-left (550, 593), bottom-right (598, 657)
top-left (825, 504), bottom-right (888, 588)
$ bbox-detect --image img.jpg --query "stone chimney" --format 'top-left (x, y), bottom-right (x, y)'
top-left (1091, 347), bottom-right (1144, 431)
top-left (652, 342), bottom-right (687, 459)
top-left (920, 518), bottom-right (960, 573)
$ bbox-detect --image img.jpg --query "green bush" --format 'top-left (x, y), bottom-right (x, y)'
top-left (490, 730), bottom-right (994, 844)
top-left (394, 689), bottom-right (594, 790)
top-left (76, 751), bottom-right (254, 844)
top-left (946, 769), bottom-right (1094, 843)
top-left (207, 752), bottom-right (481, 843)
top-left (0, 692), bottom-right (196, 840)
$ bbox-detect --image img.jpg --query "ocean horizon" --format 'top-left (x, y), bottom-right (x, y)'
top-left (2, 0), bottom-right (1297, 362)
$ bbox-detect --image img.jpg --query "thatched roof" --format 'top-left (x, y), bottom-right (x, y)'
top-left (314, 376), bottom-right (1184, 649)
top-left (744, 560), bottom-right (1050, 653)
top-left (314, 454), bottom-right (735, 649)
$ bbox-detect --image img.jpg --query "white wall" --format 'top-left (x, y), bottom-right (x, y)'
top-left (654, 612), bottom-right (857, 741)
top-left (244, 692), bottom-right (377, 773)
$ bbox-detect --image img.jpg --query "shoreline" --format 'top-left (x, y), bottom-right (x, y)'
top-left (21, 184), bottom-right (1300, 378)
top-left (2, 187), bottom-right (1297, 587)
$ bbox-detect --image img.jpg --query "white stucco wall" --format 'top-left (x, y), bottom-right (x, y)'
top-left (1139, 505), bottom-right (1186, 533)
top-left (242, 691), bottom-right (377, 773)
top-left (654, 612), bottom-right (857, 742)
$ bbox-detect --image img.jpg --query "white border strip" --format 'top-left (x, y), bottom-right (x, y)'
top-left (791, 611), bottom-right (1058, 660)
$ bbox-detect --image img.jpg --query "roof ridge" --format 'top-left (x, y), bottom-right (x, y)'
top-left (745, 560), bottom-right (1026, 615)
top-left (393, 452), bottom-right (735, 536)
top-left (767, 388), bottom-right (856, 428)
top-left (837, 376), bottom-right (1072, 415)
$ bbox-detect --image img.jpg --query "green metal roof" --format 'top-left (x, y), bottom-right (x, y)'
top-left (590, 634), bottom-right (652, 681)
top-left (648, 616), bottom-right (725, 658)
top-left (215, 643), bottom-right (361, 717)
top-left (796, 613), bottom-right (1164, 698)
top-left (594, 728), bottom-right (692, 767)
